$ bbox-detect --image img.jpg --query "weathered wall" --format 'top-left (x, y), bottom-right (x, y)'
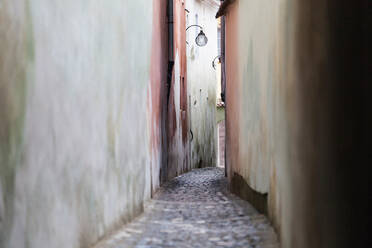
top-left (0, 1), bottom-right (166, 247)
top-left (224, 0), bottom-right (368, 247)
top-left (167, 0), bottom-right (190, 178)
top-left (224, 0), bottom-right (239, 185)
top-left (186, 0), bottom-right (218, 168)
top-left (149, 0), bottom-right (169, 194)
top-left (217, 120), bottom-right (225, 168)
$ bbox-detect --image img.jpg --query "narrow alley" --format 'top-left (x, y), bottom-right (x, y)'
top-left (95, 168), bottom-right (278, 248)
top-left (0, 0), bottom-right (368, 248)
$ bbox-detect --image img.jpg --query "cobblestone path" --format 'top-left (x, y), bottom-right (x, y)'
top-left (95, 167), bottom-right (279, 248)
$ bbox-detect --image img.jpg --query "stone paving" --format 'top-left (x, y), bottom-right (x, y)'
top-left (95, 167), bottom-right (279, 248)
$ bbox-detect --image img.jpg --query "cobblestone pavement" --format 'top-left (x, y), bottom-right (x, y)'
top-left (95, 167), bottom-right (279, 248)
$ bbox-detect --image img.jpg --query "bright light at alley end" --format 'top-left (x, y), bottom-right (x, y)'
top-left (195, 30), bottom-right (208, 47)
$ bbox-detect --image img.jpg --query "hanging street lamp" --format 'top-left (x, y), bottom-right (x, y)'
top-left (186, 25), bottom-right (208, 47)
top-left (195, 30), bottom-right (208, 47)
top-left (212, 55), bottom-right (221, 70)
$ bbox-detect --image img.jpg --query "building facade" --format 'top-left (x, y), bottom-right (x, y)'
top-left (217, 0), bottom-right (368, 247)
top-left (186, 0), bottom-right (219, 169)
top-left (0, 0), bottom-right (191, 247)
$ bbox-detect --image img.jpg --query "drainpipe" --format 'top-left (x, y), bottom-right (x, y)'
top-left (167, 0), bottom-right (174, 103)
top-left (161, 0), bottom-right (174, 184)
top-left (219, 0), bottom-right (227, 177)
top-left (220, 6), bottom-right (226, 103)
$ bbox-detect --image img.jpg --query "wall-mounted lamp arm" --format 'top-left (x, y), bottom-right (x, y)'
top-left (186, 25), bottom-right (208, 47)
top-left (186, 24), bottom-right (204, 31)
top-left (212, 55), bottom-right (221, 70)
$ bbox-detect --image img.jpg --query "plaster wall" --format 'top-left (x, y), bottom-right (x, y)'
top-left (224, 0), bottom-right (367, 247)
top-left (186, 0), bottom-right (218, 168)
top-left (167, 0), bottom-right (190, 178)
top-left (149, 0), bottom-right (169, 194)
top-left (0, 1), bottom-right (165, 247)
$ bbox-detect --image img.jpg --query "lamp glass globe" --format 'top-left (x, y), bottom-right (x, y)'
top-left (195, 30), bottom-right (208, 47)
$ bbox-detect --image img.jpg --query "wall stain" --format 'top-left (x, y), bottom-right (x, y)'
top-left (0, 1), bottom-right (33, 246)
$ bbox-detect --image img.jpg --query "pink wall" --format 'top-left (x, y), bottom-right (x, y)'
top-left (167, 0), bottom-right (190, 178)
top-left (224, 2), bottom-right (239, 182)
top-left (149, 0), bottom-right (199, 185)
top-left (149, 0), bottom-right (169, 194)
top-left (222, 0), bottom-right (368, 247)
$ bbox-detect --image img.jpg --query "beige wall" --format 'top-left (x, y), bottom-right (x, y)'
top-left (186, 0), bottom-right (218, 168)
top-left (224, 0), bottom-right (367, 247)
top-left (0, 1), bottom-right (166, 247)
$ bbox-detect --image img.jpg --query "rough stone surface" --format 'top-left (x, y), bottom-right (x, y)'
top-left (95, 168), bottom-right (279, 248)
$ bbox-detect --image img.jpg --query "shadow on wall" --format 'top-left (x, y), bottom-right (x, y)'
top-left (220, 0), bottom-right (370, 247)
